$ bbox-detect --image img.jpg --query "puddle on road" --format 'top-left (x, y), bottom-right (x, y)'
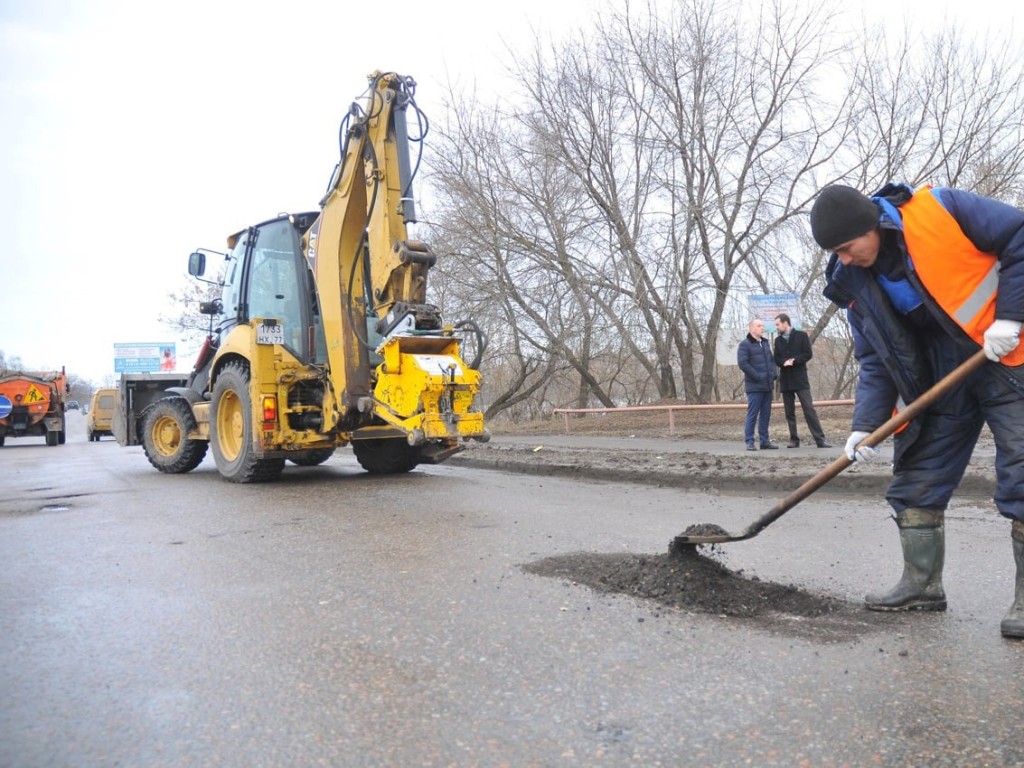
top-left (0, 496), bottom-right (85, 516)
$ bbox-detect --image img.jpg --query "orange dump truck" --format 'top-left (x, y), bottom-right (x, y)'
top-left (0, 369), bottom-right (69, 446)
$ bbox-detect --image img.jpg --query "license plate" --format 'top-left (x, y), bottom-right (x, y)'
top-left (257, 323), bottom-right (285, 345)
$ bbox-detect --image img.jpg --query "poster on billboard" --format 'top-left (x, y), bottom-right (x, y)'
top-left (114, 343), bottom-right (176, 374)
top-left (747, 293), bottom-right (801, 329)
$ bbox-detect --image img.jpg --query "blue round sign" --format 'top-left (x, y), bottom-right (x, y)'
top-left (0, 394), bottom-right (12, 419)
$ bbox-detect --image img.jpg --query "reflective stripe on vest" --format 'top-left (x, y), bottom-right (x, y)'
top-left (900, 186), bottom-right (1024, 366)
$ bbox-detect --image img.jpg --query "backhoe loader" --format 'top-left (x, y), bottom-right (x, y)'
top-left (139, 71), bottom-right (488, 482)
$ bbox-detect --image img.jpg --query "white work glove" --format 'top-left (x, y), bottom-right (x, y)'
top-left (983, 319), bottom-right (1023, 362)
top-left (844, 431), bottom-right (879, 463)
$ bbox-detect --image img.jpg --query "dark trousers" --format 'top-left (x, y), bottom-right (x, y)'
top-left (744, 391), bottom-right (773, 445)
top-left (781, 388), bottom-right (825, 445)
top-left (888, 360), bottom-right (1024, 523)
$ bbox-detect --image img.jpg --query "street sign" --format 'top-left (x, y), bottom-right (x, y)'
top-left (0, 394), bottom-right (11, 419)
top-left (24, 384), bottom-right (45, 403)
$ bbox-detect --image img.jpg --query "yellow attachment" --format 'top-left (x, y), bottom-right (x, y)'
top-left (372, 334), bottom-right (485, 440)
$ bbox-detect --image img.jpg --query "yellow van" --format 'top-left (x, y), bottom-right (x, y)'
top-left (87, 388), bottom-right (117, 442)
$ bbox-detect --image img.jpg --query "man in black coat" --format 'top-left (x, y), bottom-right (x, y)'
top-left (772, 313), bottom-right (831, 448)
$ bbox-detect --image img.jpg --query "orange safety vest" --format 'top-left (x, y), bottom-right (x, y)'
top-left (900, 186), bottom-right (1024, 367)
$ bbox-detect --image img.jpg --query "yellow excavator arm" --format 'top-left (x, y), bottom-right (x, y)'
top-left (305, 71), bottom-right (486, 455)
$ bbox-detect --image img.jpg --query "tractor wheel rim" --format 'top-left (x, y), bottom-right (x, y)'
top-left (152, 416), bottom-right (181, 456)
top-left (218, 390), bottom-right (243, 461)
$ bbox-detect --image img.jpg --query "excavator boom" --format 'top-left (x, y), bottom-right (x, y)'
top-left (305, 70), bottom-right (485, 447)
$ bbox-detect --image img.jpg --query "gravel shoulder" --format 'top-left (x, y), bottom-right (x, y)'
top-left (451, 413), bottom-right (996, 498)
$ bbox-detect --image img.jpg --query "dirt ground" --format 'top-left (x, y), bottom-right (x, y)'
top-left (501, 400), bottom-right (857, 443)
top-left (463, 404), bottom-right (996, 637)
top-left (461, 403), bottom-right (994, 495)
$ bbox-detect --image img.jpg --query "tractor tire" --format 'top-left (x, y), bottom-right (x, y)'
top-left (352, 438), bottom-right (420, 475)
top-left (287, 448), bottom-right (336, 467)
top-left (141, 397), bottom-right (209, 473)
top-left (210, 361), bottom-right (284, 483)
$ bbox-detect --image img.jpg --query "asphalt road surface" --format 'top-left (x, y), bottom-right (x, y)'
top-left (2, 412), bottom-right (1022, 767)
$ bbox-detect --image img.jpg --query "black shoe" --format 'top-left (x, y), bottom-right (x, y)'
top-left (760, 442), bottom-right (779, 450)
top-left (786, 440), bottom-right (800, 448)
top-left (816, 441), bottom-right (833, 448)
top-left (746, 442), bottom-right (757, 451)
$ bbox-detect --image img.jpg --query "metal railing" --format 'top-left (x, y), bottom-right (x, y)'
top-left (551, 399), bottom-right (854, 435)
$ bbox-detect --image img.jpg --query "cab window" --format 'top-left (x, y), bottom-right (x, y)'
top-left (221, 235), bottom-right (248, 320)
top-left (247, 219), bottom-right (306, 355)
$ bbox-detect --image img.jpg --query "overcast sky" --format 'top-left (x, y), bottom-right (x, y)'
top-left (0, 0), bottom-right (1008, 384)
top-left (0, 0), bottom-right (586, 383)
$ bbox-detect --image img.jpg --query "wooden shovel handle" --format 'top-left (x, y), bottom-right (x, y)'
top-left (742, 349), bottom-right (990, 538)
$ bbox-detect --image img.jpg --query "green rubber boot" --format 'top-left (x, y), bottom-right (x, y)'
top-left (1000, 521), bottom-right (1024, 639)
top-left (865, 508), bottom-right (947, 612)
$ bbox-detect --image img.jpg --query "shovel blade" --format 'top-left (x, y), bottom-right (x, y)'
top-left (673, 531), bottom-right (746, 546)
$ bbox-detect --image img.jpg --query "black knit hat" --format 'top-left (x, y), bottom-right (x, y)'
top-left (810, 184), bottom-right (880, 250)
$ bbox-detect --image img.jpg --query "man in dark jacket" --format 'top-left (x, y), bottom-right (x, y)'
top-left (773, 313), bottom-right (831, 449)
top-left (737, 318), bottom-right (778, 451)
top-left (811, 181), bottom-right (1024, 639)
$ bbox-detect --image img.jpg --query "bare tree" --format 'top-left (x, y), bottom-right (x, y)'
top-left (614, 0), bottom-right (855, 401)
top-left (159, 276), bottom-right (223, 347)
top-left (428, 88), bottom-right (626, 411)
top-left (430, 0), bottom-right (852, 414)
top-left (413, 5), bottom-right (1024, 418)
top-left (848, 23), bottom-right (1024, 198)
top-left (0, 350), bottom-right (23, 376)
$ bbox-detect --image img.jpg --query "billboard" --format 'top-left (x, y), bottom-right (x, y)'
top-left (747, 293), bottom-right (801, 329)
top-left (114, 343), bottom-right (176, 374)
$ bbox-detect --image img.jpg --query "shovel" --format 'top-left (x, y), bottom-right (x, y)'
top-left (672, 348), bottom-right (990, 547)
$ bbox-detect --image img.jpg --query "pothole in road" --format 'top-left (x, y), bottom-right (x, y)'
top-left (523, 546), bottom-right (882, 641)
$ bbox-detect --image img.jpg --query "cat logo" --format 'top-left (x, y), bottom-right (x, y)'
top-left (24, 385), bottom-right (46, 403)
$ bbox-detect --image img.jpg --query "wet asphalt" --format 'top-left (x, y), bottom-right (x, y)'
top-left (1, 414), bottom-right (1022, 767)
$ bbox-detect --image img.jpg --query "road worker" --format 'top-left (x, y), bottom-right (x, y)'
top-left (811, 182), bottom-right (1024, 639)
